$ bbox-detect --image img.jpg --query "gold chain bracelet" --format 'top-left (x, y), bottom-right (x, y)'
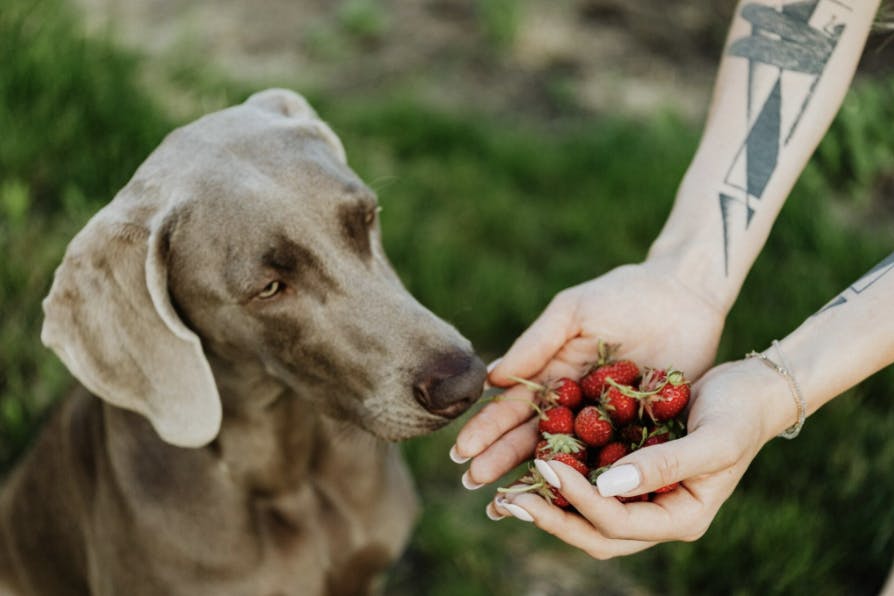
top-left (746, 340), bottom-right (807, 439)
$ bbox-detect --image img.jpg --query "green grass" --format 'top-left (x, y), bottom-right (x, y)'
top-left (3, 0), bottom-right (894, 594)
top-left (476, 0), bottom-right (525, 50)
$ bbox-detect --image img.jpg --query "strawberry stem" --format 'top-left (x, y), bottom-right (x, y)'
top-left (497, 482), bottom-right (544, 494)
top-left (507, 375), bottom-right (546, 393)
top-left (494, 394), bottom-right (544, 418)
top-left (606, 377), bottom-right (662, 399)
top-left (666, 369), bottom-right (687, 386)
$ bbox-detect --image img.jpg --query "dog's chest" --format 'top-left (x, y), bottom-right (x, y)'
top-left (247, 483), bottom-right (406, 595)
top-left (102, 409), bottom-right (419, 596)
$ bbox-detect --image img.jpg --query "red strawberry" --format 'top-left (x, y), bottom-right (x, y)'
top-left (596, 441), bottom-right (629, 468)
top-left (601, 385), bottom-right (638, 425)
top-left (549, 377), bottom-right (583, 409)
top-left (654, 482), bottom-right (679, 494)
top-left (617, 493), bottom-right (650, 504)
top-left (639, 368), bottom-right (667, 391)
top-left (550, 452), bottom-right (590, 476)
top-left (535, 433), bottom-right (586, 461)
top-left (619, 423), bottom-right (649, 445)
top-left (538, 406), bottom-right (574, 434)
top-left (645, 370), bottom-right (690, 422)
top-left (573, 406), bottom-right (614, 447)
top-left (535, 439), bottom-right (551, 460)
top-left (643, 429), bottom-right (670, 448)
top-left (548, 486), bottom-right (571, 508)
top-left (580, 360), bottom-right (640, 399)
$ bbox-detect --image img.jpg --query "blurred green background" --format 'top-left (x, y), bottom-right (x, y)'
top-left (2, 0), bottom-right (894, 594)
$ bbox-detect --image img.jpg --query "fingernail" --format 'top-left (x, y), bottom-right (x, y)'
top-left (534, 459), bottom-right (560, 489)
top-left (449, 445), bottom-right (470, 464)
top-left (483, 358), bottom-right (502, 390)
top-left (502, 502), bottom-right (534, 523)
top-left (461, 470), bottom-right (483, 490)
top-left (596, 464), bottom-right (641, 497)
top-left (485, 502), bottom-right (506, 521)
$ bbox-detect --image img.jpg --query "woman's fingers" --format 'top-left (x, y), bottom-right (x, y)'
top-left (493, 490), bottom-right (657, 559)
top-left (535, 429), bottom-right (748, 542)
top-left (452, 384), bottom-right (539, 461)
top-left (597, 425), bottom-right (741, 497)
top-left (489, 291), bottom-right (579, 386)
top-left (536, 460), bottom-right (699, 542)
top-left (463, 417), bottom-right (541, 486)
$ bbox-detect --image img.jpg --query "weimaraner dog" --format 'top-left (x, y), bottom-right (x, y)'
top-left (0, 89), bottom-right (486, 596)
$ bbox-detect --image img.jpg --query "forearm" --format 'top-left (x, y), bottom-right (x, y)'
top-left (648, 0), bottom-right (880, 314)
top-left (757, 252), bottom-right (894, 439)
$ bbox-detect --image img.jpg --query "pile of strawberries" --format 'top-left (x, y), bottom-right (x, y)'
top-left (501, 344), bottom-right (690, 507)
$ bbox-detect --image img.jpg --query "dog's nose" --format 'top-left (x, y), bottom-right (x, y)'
top-left (413, 351), bottom-right (487, 418)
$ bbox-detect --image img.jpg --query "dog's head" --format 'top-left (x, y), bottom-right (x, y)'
top-left (41, 89), bottom-right (486, 447)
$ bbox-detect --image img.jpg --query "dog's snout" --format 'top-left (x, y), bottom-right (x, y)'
top-left (413, 351), bottom-right (487, 418)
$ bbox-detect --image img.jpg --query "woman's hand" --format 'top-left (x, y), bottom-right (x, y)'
top-left (451, 258), bottom-right (727, 487)
top-left (485, 358), bottom-right (785, 559)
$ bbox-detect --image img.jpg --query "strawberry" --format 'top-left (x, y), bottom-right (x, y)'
top-left (595, 441), bottom-right (629, 468)
top-left (540, 454), bottom-right (587, 509)
top-left (642, 429), bottom-right (670, 448)
top-left (500, 351), bottom-right (691, 509)
top-left (538, 406), bottom-right (574, 434)
top-left (644, 370), bottom-right (690, 422)
top-left (573, 406), bottom-right (614, 447)
top-left (550, 452), bottom-right (590, 476)
top-left (619, 423), bottom-right (649, 445)
top-left (548, 486), bottom-right (571, 508)
top-left (535, 433), bottom-right (586, 461)
top-left (535, 440), bottom-right (549, 459)
top-left (616, 493), bottom-right (650, 504)
top-left (549, 377), bottom-right (583, 409)
top-left (638, 367), bottom-right (667, 391)
top-left (580, 360), bottom-right (640, 399)
top-left (601, 385), bottom-right (638, 425)
top-left (654, 482), bottom-right (679, 494)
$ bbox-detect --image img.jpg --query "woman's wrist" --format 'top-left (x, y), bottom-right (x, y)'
top-left (644, 231), bottom-right (741, 319)
top-left (745, 343), bottom-right (808, 439)
top-left (711, 357), bottom-right (803, 448)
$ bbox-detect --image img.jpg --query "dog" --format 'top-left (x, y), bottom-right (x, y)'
top-left (0, 89), bottom-right (486, 596)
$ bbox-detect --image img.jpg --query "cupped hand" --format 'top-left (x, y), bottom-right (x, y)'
top-left (486, 358), bottom-right (786, 559)
top-left (451, 259), bottom-right (727, 487)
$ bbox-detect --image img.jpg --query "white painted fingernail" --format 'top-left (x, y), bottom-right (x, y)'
top-left (461, 470), bottom-right (483, 490)
top-left (486, 358), bottom-right (502, 373)
top-left (449, 445), bottom-right (470, 464)
top-left (486, 502), bottom-right (506, 521)
top-left (534, 459), bottom-right (561, 489)
top-left (596, 464), bottom-right (641, 497)
top-left (502, 502), bottom-right (534, 522)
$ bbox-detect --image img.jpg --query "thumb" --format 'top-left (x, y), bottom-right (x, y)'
top-left (595, 426), bottom-right (740, 497)
top-left (489, 292), bottom-right (578, 386)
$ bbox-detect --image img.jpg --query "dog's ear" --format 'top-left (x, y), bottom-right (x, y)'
top-left (41, 193), bottom-right (220, 448)
top-left (244, 88), bottom-right (348, 165)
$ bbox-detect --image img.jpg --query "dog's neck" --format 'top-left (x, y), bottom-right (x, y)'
top-left (102, 354), bottom-right (388, 507)
top-left (206, 356), bottom-right (387, 496)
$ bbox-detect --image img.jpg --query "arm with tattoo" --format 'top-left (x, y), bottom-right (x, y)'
top-left (451, 0), bottom-right (886, 555)
top-left (649, 0), bottom-right (881, 314)
top-left (772, 251), bottom-right (894, 425)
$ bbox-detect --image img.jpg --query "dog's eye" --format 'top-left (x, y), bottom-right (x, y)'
top-left (257, 280), bottom-right (284, 299)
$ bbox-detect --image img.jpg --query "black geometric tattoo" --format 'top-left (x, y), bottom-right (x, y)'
top-left (719, 0), bottom-right (851, 275)
top-left (818, 251), bottom-right (894, 313)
